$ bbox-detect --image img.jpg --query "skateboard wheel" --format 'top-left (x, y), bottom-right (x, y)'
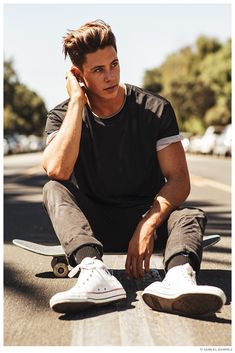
top-left (51, 257), bottom-right (69, 278)
top-left (53, 262), bottom-right (69, 278)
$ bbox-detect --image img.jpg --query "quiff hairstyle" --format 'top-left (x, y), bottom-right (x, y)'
top-left (63, 19), bottom-right (117, 70)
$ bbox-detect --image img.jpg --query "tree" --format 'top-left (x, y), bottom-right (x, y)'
top-left (167, 79), bottom-right (215, 133)
top-left (196, 36), bottom-right (222, 59)
top-left (4, 59), bottom-right (19, 107)
top-left (142, 36), bottom-right (231, 134)
top-left (199, 39), bottom-right (231, 125)
top-left (143, 68), bottom-right (162, 94)
top-left (4, 59), bottom-right (47, 135)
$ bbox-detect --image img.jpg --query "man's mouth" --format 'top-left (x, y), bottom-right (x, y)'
top-left (104, 84), bottom-right (118, 91)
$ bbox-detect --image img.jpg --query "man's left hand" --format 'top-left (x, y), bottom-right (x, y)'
top-left (125, 219), bottom-right (155, 279)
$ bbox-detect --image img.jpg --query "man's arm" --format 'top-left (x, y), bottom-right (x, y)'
top-left (125, 141), bottom-right (190, 279)
top-left (42, 69), bottom-right (87, 180)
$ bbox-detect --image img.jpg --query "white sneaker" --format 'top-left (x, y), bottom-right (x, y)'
top-left (142, 263), bottom-right (226, 317)
top-left (50, 257), bottom-right (126, 313)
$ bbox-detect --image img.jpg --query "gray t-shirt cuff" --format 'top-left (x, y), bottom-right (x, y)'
top-left (156, 134), bottom-right (183, 151)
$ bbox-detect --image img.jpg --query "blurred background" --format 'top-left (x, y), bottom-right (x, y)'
top-left (3, 3), bottom-right (231, 156)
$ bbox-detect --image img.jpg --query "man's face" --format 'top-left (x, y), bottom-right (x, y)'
top-left (78, 46), bottom-right (120, 100)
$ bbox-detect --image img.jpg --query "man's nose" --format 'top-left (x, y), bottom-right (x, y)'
top-left (104, 70), bottom-right (113, 82)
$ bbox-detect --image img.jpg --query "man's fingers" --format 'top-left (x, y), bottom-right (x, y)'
top-left (125, 254), bottom-right (141, 279)
top-left (66, 69), bottom-right (74, 78)
top-left (144, 254), bottom-right (151, 273)
top-left (131, 257), bottom-right (138, 279)
top-left (126, 254), bottom-right (149, 279)
top-left (137, 256), bottom-right (144, 277)
top-left (125, 254), bottom-right (132, 277)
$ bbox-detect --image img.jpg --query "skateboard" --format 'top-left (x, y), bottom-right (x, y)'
top-left (12, 234), bottom-right (221, 278)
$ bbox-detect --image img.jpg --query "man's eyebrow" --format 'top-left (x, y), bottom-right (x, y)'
top-left (90, 64), bottom-right (104, 71)
top-left (90, 59), bottom-right (119, 71)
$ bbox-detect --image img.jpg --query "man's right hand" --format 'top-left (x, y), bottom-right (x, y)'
top-left (66, 68), bottom-right (87, 105)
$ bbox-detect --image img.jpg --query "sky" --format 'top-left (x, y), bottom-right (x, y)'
top-left (3, 2), bottom-right (232, 110)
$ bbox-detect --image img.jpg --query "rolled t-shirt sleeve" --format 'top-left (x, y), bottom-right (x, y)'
top-left (156, 102), bottom-right (183, 151)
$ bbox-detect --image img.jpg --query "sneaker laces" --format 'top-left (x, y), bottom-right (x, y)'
top-left (68, 257), bottom-right (97, 278)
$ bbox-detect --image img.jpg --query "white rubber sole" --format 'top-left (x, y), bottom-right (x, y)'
top-left (142, 286), bottom-right (226, 317)
top-left (50, 288), bottom-right (126, 313)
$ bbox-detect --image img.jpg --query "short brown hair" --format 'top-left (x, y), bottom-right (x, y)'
top-left (63, 20), bottom-right (117, 69)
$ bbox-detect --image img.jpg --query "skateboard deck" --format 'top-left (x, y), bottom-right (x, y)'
top-left (12, 234), bottom-right (221, 278)
top-left (12, 239), bottom-right (64, 256)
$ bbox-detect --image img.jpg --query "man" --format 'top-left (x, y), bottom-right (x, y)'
top-left (42, 20), bottom-right (226, 316)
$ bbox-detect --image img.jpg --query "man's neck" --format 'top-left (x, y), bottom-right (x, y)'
top-left (87, 84), bottom-right (126, 118)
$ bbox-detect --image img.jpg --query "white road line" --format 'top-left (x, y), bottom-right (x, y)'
top-left (190, 174), bottom-right (231, 193)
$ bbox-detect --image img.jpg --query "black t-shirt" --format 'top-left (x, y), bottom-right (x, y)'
top-left (45, 84), bottom-right (181, 208)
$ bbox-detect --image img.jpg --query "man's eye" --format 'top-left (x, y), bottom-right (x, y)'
top-left (112, 62), bottom-right (119, 68)
top-left (94, 68), bottom-right (103, 73)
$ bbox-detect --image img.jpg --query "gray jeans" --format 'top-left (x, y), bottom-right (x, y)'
top-left (43, 180), bottom-right (207, 271)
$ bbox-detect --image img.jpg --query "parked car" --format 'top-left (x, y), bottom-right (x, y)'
top-left (15, 134), bottom-right (32, 153)
top-left (213, 124), bottom-right (232, 157)
top-left (188, 135), bottom-right (203, 154)
top-left (4, 134), bottom-right (21, 154)
top-left (27, 134), bottom-right (44, 152)
top-left (180, 132), bottom-right (191, 152)
top-left (4, 134), bottom-right (44, 155)
top-left (198, 125), bottom-right (224, 154)
top-left (4, 138), bottom-right (10, 155)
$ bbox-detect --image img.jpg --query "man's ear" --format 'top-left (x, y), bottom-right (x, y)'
top-left (71, 66), bottom-right (83, 82)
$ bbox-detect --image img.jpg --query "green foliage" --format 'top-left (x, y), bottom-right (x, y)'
top-left (196, 36), bottom-right (222, 59)
top-left (4, 59), bottom-right (47, 135)
top-left (143, 68), bottom-right (163, 93)
top-left (142, 36), bottom-right (231, 134)
top-left (182, 116), bottom-right (205, 135)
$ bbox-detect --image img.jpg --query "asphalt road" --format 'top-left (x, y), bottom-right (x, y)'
top-left (4, 152), bottom-right (232, 347)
